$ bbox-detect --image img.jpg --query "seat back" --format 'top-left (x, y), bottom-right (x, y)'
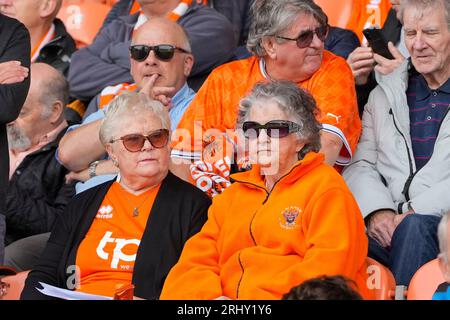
top-left (0, 271), bottom-right (30, 300)
top-left (366, 257), bottom-right (396, 300)
top-left (407, 259), bottom-right (445, 300)
top-left (57, 0), bottom-right (112, 48)
top-left (314, 0), bottom-right (353, 28)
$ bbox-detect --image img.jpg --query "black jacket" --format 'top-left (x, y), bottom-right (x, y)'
top-left (35, 18), bottom-right (76, 78)
top-left (5, 129), bottom-right (75, 245)
top-left (21, 171), bottom-right (211, 300)
top-left (0, 14), bottom-right (31, 263)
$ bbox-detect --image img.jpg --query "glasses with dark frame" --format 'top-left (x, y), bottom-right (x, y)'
top-left (242, 120), bottom-right (302, 139)
top-left (276, 25), bottom-right (329, 48)
top-left (110, 129), bottom-right (170, 152)
top-left (129, 44), bottom-right (190, 62)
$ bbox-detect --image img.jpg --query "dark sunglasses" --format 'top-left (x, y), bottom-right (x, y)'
top-left (110, 129), bottom-right (169, 152)
top-left (276, 25), bottom-right (328, 48)
top-left (129, 44), bottom-right (190, 62)
top-left (242, 120), bottom-right (302, 139)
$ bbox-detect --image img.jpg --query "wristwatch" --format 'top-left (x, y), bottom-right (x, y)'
top-left (88, 160), bottom-right (100, 179)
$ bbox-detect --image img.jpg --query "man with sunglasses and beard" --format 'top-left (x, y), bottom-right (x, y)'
top-left (58, 18), bottom-right (195, 194)
top-left (170, 0), bottom-right (361, 197)
top-left (21, 92), bottom-right (211, 300)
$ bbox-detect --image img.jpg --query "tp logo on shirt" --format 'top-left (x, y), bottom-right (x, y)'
top-left (96, 231), bottom-right (140, 269)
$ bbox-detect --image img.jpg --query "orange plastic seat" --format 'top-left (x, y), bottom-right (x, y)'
top-left (365, 257), bottom-right (396, 300)
top-left (57, 0), bottom-right (112, 48)
top-left (407, 259), bottom-right (445, 300)
top-left (0, 270), bottom-right (30, 300)
top-left (314, 0), bottom-right (353, 28)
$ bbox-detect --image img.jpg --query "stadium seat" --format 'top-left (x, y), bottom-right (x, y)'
top-left (0, 270), bottom-right (30, 300)
top-left (407, 259), bottom-right (445, 300)
top-left (366, 257), bottom-right (396, 300)
top-left (314, 0), bottom-right (353, 28)
top-left (57, 0), bottom-right (112, 48)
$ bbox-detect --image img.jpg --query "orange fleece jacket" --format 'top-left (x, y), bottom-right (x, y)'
top-left (160, 152), bottom-right (372, 300)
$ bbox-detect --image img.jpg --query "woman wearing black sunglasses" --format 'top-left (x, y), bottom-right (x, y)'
top-left (171, 0), bottom-right (361, 198)
top-left (21, 92), bottom-right (211, 300)
top-left (161, 80), bottom-right (372, 300)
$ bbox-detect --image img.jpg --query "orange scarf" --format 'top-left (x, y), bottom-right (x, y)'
top-left (133, 0), bottom-right (194, 31)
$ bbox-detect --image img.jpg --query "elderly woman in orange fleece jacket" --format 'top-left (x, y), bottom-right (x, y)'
top-left (160, 80), bottom-right (371, 300)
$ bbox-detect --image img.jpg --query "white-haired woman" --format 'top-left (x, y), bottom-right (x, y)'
top-left (161, 80), bottom-right (371, 300)
top-left (21, 92), bottom-right (211, 300)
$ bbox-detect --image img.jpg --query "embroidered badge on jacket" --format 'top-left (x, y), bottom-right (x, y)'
top-left (279, 206), bottom-right (302, 230)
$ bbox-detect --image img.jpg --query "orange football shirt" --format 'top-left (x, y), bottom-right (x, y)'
top-left (172, 51), bottom-right (360, 167)
top-left (75, 182), bottom-right (160, 297)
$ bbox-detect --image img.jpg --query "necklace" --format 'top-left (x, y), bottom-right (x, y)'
top-left (119, 183), bottom-right (157, 218)
top-left (129, 193), bottom-right (150, 218)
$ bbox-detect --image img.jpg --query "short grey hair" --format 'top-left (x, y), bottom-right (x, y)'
top-left (237, 80), bottom-right (321, 160)
top-left (38, 68), bottom-right (69, 119)
top-left (178, 24), bottom-right (192, 53)
top-left (247, 0), bottom-right (328, 57)
top-left (99, 92), bottom-right (170, 146)
top-left (400, 0), bottom-right (450, 29)
top-left (438, 211), bottom-right (450, 262)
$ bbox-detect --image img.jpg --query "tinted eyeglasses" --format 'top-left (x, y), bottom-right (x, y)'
top-left (129, 44), bottom-right (190, 62)
top-left (276, 25), bottom-right (328, 49)
top-left (242, 120), bottom-right (302, 139)
top-left (110, 129), bottom-right (170, 152)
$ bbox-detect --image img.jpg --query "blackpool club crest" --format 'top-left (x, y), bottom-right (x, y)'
top-left (279, 206), bottom-right (302, 230)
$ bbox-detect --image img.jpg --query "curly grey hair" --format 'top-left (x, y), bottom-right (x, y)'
top-left (237, 80), bottom-right (321, 160)
top-left (247, 0), bottom-right (328, 57)
top-left (99, 91), bottom-right (170, 146)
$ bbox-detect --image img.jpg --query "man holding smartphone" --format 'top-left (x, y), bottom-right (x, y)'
top-left (347, 0), bottom-right (408, 114)
top-left (343, 0), bottom-right (450, 286)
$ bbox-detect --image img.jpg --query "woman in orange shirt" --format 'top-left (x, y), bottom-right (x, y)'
top-left (161, 81), bottom-right (372, 300)
top-left (21, 92), bottom-right (211, 300)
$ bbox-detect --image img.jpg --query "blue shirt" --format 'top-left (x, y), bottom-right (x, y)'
top-left (57, 83), bottom-right (195, 194)
top-left (408, 73), bottom-right (450, 171)
top-left (169, 83), bottom-right (195, 131)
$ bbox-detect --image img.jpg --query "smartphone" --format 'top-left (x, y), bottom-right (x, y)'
top-left (363, 28), bottom-right (394, 60)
